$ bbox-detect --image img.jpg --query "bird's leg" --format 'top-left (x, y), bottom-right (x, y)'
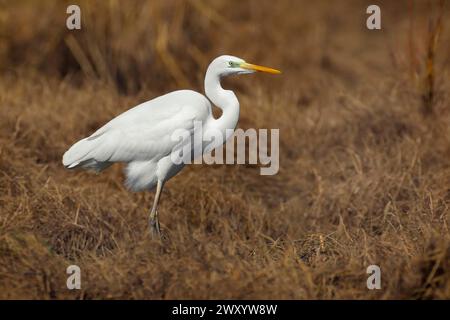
top-left (149, 180), bottom-right (163, 239)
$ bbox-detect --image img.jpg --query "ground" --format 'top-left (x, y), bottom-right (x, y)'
top-left (0, 0), bottom-right (449, 299)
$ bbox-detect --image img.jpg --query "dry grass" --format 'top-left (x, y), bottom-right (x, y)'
top-left (407, 0), bottom-right (446, 115)
top-left (1, 0), bottom-right (450, 299)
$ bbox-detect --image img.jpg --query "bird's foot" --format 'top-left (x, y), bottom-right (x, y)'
top-left (148, 216), bottom-right (161, 240)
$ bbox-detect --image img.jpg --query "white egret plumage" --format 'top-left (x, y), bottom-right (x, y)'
top-left (62, 55), bottom-right (281, 238)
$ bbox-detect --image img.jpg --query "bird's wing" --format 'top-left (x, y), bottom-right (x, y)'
top-left (63, 90), bottom-right (211, 167)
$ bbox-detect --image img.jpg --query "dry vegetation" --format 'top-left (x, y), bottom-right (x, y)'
top-left (1, 0), bottom-right (450, 299)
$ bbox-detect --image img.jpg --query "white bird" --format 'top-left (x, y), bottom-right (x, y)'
top-left (62, 55), bottom-right (281, 238)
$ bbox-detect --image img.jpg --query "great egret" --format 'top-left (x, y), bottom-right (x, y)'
top-left (62, 55), bottom-right (281, 238)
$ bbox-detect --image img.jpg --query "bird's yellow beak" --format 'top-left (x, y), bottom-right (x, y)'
top-left (240, 62), bottom-right (281, 74)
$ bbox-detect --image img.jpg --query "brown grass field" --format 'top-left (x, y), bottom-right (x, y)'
top-left (1, 0), bottom-right (450, 299)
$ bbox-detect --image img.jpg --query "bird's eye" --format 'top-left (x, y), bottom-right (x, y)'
top-left (228, 61), bottom-right (233, 67)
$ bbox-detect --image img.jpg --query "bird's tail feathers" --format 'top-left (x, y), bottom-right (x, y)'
top-left (62, 136), bottom-right (111, 172)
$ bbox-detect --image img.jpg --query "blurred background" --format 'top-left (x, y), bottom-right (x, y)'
top-left (0, 0), bottom-right (449, 299)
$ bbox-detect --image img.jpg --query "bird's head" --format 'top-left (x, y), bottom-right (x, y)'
top-left (208, 55), bottom-right (281, 77)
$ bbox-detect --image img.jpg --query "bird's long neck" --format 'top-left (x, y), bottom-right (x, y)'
top-left (204, 71), bottom-right (240, 138)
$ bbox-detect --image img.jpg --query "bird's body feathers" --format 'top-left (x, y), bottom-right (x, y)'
top-left (63, 90), bottom-right (212, 190)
